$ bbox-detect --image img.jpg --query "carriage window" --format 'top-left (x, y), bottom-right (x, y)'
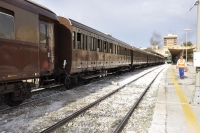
top-left (90, 37), bottom-right (94, 51)
top-left (93, 38), bottom-right (95, 51)
top-left (97, 39), bottom-right (100, 52)
top-left (113, 44), bottom-right (115, 54)
top-left (117, 46), bottom-right (119, 55)
top-left (40, 23), bottom-right (47, 45)
top-left (106, 42), bottom-right (109, 53)
top-left (83, 34), bottom-right (85, 50)
top-left (72, 31), bottom-right (76, 49)
top-left (101, 41), bottom-right (103, 52)
top-left (93, 38), bottom-right (97, 51)
top-left (98, 39), bottom-right (103, 52)
top-left (104, 42), bottom-right (106, 52)
top-left (0, 8), bottom-right (15, 39)
top-left (135, 52), bottom-right (137, 56)
top-left (115, 45), bottom-right (117, 54)
top-left (85, 35), bottom-right (88, 50)
top-left (107, 42), bottom-right (109, 53)
top-left (104, 41), bottom-right (108, 53)
top-left (110, 43), bottom-right (113, 54)
top-left (77, 33), bottom-right (81, 49)
top-left (81, 34), bottom-right (83, 50)
top-left (87, 36), bottom-right (91, 50)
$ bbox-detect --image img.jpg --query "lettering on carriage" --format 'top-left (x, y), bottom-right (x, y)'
top-left (8, 75), bottom-right (17, 78)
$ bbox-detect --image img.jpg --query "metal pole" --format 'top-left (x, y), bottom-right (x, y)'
top-left (192, 0), bottom-right (200, 105)
top-left (186, 32), bottom-right (188, 62)
top-left (183, 29), bottom-right (191, 61)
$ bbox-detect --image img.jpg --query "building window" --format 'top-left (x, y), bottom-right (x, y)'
top-left (0, 7), bottom-right (15, 39)
top-left (165, 51), bottom-right (168, 54)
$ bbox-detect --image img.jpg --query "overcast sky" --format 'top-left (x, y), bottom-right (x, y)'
top-left (33, 0), bottom-right (197, 48)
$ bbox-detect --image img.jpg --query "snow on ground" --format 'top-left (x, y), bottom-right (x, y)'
top-left (0, 65), bottom-right (167, 133)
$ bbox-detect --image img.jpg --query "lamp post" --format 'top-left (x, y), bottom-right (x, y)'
top-left (183, 29), bottom-right (192, 62)
top-left (191, 0), bottom-right (200, 105)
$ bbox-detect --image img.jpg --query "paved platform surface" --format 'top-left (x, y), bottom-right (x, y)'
top-left (149, 64), bottom-right (200, 133)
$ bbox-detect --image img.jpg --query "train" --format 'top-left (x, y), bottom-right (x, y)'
top-left (0, 0), bottom-right (165, 106)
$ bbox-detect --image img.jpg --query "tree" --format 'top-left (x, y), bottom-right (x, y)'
top-left (183, 41), bottom-right (193, 46)
top-left (182, 41), bottom-right (193, 61)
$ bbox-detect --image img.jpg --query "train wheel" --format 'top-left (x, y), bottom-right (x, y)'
top-left (84, 79), bottom-right (90, 85)
top-left (3, 85), bottom-right (31, 106)
top-left (3, 93), bottom-right (24, 106)
top-left (64, 76), bottom-right (71, 90)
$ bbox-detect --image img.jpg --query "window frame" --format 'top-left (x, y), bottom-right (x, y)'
top-left (77, 32), bottom-right (81, 49)
top-left (72, 31), bottom-right (76, 49)
top-left (39, 21), bottom-right (48, 46)
top-left (0, 7), bottom-right (15, 40)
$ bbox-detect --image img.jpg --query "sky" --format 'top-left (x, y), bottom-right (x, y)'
top-left (33, 0), bottom-right (197, 48)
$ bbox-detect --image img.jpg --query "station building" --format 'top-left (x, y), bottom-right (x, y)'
top-left (152, 34), bottom-right (196, 63)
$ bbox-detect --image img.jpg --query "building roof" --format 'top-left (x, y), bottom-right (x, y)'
top-left (164, 34), bottom-right (178, 38)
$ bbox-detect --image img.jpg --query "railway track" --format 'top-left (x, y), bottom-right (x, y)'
top-left (0, 77), bottom-right (104, 113)
top-left (40, 65), bottom-right (167, 133)
top-left (0, 66), bottom-right (151, 113)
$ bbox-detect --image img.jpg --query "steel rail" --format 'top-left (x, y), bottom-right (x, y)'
top-left (40, 65), bottom-right (164, 133)
top-left (113, 66), bottom-right (167, 133)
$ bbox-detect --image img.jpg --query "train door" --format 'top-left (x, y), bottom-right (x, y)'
top-left (39, 21), bottom-right (55, 73)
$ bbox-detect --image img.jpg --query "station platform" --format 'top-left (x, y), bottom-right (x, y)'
top-left (149, 64), bottom-right (200, 133)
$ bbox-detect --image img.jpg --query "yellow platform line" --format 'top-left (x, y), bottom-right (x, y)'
top-left (170, 66), bottom-right (200, 133)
